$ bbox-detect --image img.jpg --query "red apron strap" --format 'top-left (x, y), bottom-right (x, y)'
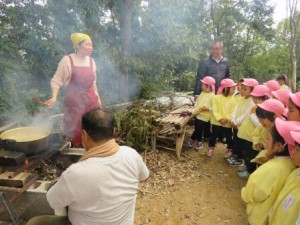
top-left (68, 55), bottom-right (74, 67)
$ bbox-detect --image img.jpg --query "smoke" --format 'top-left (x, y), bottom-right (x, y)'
top-left (93, 49), bottom-right (141, 105)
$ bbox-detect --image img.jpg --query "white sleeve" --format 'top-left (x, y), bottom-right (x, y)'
top-left (250, 113), bottom-right (260, 127)
top-left (137, 154), bottom-right (149, 181)
top-left (231, 105), bottom-right (238, 124)
top-left (235, 101), bottom-right (253, 126)
top-left (46, 172), bottom-right (73, 210)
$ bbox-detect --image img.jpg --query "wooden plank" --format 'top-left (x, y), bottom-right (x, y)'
top-left (175, 127), bottom-right (186, 158)
top-left (156, 145), bottom-right (175, 152)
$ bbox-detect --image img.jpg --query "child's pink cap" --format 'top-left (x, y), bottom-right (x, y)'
top-left (271, 89), bottom-right (292, 106)
top-left (290, 130), bottom-right (300, 145)
top-left (257, 99), bottom-right (285, 117)
top-left (264, 80), bottom-right (280, 92)
top-left (250, 85), bottom-right (270, 97)
top-left (217, 78), bottom-right (236, 94)
top-left (275, 118), bottom-right (300, 155)
top-left (201, 76), bottom-right (216, 93)
top-left (289, 92), bottom-right (300, 108)
top-left (242, 78), bottom-right (259, 87)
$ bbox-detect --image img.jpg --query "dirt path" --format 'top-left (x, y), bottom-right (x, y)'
top-left (135, 141), bottom-right (248, 225)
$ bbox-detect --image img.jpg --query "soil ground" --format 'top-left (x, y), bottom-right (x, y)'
top-left (134, 133), bottom-right (248, 225)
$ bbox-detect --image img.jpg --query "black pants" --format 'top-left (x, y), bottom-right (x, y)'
top-left (203, 121), bottom-right (212, 139)
top-left (232, 128), bottom-right (243, 158)
top-left (191, 119), bottom-right (209, 142)
top-left (209, 125), bottom-right (233, 149)
top-left (239, 138), bottom-right (259, 173)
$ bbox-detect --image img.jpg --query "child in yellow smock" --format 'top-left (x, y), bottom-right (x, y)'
top-left (188, 76), bottom-right (215, 150)
top-left (228, 78), bottom-right (258, 166)
top-left (207, 78), bottom-right (236, 157)
top-left (251, 99), bottom-right (285, 164)
top-left (241, 118), bottom-right (299, 225)
top-left (287, 92), bottom-right (300, 122)
top-left (236, 85), bottom-right (270, 178)
top-left (268, 128), bottom-right (300, 225)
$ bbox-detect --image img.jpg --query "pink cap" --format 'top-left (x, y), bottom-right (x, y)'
top-left (201, 76), bottom-right (216, 93)
top-left (257, 99), bottom-right (285, 117)
top-left (289, 92), bottom-right (300, 108)
top-left (290, 130), bottom-right (300, 145)
top-left (264, 80), bottom-right (280, 92)
top-left (242, 78), bottom-right (259, 87)
top-left (217, 78), bottom-right (236, 94)
top-left (250, 85), bottom-right (270, 97)
top-left (271, 89), bottom-right (292, 106)
top-left (275, 118), bottom-right (300, 155)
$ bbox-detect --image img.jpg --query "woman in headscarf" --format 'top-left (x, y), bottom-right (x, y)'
top-left (45, 33), bottom-right (101, 146)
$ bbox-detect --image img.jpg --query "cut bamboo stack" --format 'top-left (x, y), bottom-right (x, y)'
top-left (155, 105), bottom-right (195, 135)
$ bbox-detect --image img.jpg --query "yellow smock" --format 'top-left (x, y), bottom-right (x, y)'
top-left (241, 157), bottom-right (295, 225)
top-left (210, 94), bottom-right (236, 128)
top-left (268, 168), bottom-right (300, 225)
top-left (193, 92), bottom-right (215, 122)
top-left (279, 84), bottom-right (289, 90)
top-left (252, 125), bottom-right (269, 151)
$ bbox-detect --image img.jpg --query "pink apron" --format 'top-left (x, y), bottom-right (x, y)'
top-left (63, 55), bottom-right (100, 145)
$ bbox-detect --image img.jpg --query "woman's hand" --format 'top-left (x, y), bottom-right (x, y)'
top-left (45, 97), bottom-right (57, 108)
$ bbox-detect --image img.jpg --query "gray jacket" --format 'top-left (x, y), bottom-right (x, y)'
top-left (194, 55), bottom-right (230, 95)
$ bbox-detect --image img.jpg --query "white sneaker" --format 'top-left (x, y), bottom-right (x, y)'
top-left (195, 142), bottom-right (203, 151)
top-left (187, 139), bottom-right (193, 148)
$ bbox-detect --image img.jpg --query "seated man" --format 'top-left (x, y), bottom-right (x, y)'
top-left (26, 108), bottom-right (149, 225)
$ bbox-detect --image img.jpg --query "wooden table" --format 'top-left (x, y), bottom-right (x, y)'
top-left (151, 105), bottom-right (195, 158)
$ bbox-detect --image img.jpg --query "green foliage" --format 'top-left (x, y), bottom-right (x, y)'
top-left (0, 66), bottom-right (46, 122)
top-left (0, 0), bottom-right (299, 122)
top-left (114, 101), bottom-right (165, 151)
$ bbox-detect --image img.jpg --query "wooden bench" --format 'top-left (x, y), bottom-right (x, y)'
top-left (151, 105), bottom-right (195, 158)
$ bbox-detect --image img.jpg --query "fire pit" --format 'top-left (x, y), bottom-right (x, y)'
top-left (0, 120), bottom-right (86, 223)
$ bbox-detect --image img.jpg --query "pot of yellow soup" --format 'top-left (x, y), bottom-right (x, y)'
top-left (0, 127), bottom-right (50, 156)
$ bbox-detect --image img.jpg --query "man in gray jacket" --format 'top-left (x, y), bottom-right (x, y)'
top-left (194, 41), bottom-right (231, 97)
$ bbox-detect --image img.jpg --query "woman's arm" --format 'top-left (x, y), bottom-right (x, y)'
top-left (45, 56), bottom-right (71, 107)
top-left (45, 86), bottom-right (60, 107)
top-left (92, 82), bottom-right (102, 107)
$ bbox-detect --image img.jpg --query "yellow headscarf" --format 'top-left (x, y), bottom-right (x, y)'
top-left (70, 33), bottom-right (91, 47)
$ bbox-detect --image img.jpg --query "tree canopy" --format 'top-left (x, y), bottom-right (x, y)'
top-left (0, 0), bottom-right (298, 121)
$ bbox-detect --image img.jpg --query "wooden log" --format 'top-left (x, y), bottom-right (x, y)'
top-left (159, 126), bottom-right (174, 134)
top-left (156, 136), bottom-right (175, 140)
top-left (175, 114), bottom-right (195, 130)
top-left (150, 130), bottom-right (158, 152)
top-left (175, 126), bottom-right (186, 158)
top-left (139, 109), bottom-right (161, 117)
top-left (156, 145), bottom-right (176, 152)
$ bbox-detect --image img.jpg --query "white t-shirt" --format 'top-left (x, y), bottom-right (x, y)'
top-left (46, 146), bottom-right (149, 225)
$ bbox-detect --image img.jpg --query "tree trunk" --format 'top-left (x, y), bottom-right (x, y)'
top-left (119, 0), bottom-right (132, 101)
top-left (288, 0), bottom-right (300, 91)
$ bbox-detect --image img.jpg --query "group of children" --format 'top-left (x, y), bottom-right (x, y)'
top-left (189, 74), bottom-right (300, 225)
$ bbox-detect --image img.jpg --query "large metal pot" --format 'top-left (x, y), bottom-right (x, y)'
top-left (0, 127), bottom-right (50, 156)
